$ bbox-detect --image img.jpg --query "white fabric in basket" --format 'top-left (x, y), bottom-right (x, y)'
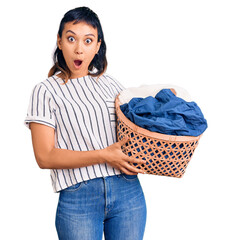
top-left (118, 84), bottom-right (192, 105)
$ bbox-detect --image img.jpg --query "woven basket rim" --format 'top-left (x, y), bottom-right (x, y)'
top-left (115, 93), bottom-right (202, 142)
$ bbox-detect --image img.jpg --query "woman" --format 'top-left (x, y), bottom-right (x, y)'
top-left (24, 6), bottom-right (147, 240)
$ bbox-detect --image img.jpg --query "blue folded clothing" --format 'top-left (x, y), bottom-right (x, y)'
top-left (120, 89), bottom-right (207, 136)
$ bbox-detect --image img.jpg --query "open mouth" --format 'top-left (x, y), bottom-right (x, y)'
top-left (74, 60), bottom-right (83, 68)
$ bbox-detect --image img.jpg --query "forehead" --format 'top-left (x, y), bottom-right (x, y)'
top-left (63, 21), bottom-right (98, 36)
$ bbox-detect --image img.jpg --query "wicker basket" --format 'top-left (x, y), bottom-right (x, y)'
top-left (115, 93), bottom-right (202, 178)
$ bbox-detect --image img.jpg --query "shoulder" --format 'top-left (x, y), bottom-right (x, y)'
top-left (102, 72), bottom-right (118, 82)
top-left (42, 74), bottom-right (61, 86)
top-left (30, 75), bottom-right (58, 96)
top-left (102, 72), bottom-right (122, 86)
top-left (94, 72), bottom-right (119, 85)
top-left (102, 72), bottom-right (126, 91)
top-left (40, 74), bottom-right (62, 88)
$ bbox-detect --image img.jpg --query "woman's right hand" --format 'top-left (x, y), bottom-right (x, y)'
top-left (100, 136), bottom-right (146, 175)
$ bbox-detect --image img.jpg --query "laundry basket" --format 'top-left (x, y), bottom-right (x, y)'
top-left (115, 93), bottom-right (202, 178)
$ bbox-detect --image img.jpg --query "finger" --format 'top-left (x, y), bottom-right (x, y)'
top-left (124, 156), bottom-right (146, 165)
top-left (123, 162), bottom-right (144, 174)
top-left (120, 167), bottom-right (138, 175)
top-left (170, 88), bottom-right (177, 95)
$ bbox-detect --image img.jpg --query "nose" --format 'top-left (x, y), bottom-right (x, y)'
top-left (75, 42), bottom-right (83, 55)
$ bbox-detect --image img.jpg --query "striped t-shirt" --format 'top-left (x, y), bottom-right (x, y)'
top-left (24, 72), bottom-right (126, 192)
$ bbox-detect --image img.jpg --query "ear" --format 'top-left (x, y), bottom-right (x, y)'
top-left (96, 39), bottom-right (102, 54)
top-left (57, 34), bottom-right (62, 50)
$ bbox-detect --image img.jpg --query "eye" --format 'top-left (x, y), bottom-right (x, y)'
top-left (68, 36), bottom-right (75, 42)
top-left (85, 38), bottom-right (92, 44)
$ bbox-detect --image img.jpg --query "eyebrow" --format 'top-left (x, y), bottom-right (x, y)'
top-left (65, 30), bottom-right (95, 37)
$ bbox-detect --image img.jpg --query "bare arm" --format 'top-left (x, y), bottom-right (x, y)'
top-left (30, 122), bottom-right (104, 169)
top-left (30, 122), bottom-right (146, 174)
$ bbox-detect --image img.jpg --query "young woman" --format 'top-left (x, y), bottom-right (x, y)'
top-left (24, 6), bottom-right (147, 240)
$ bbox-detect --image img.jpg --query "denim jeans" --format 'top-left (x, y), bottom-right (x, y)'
top-left (55, 173), bottom-right (147, 240)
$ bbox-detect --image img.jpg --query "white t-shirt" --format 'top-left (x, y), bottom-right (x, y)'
top-left (24, 73), bottom-right (126, 192)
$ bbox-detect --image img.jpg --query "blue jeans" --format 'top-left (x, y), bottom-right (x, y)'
top-left (55, 173), bottom-right (147, 240)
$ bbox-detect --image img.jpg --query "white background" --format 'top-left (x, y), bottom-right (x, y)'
top-left (1, 0), bottom-right (230, 239)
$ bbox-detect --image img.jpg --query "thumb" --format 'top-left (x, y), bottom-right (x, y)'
top-left (120, 135), bottom-right (129, 145)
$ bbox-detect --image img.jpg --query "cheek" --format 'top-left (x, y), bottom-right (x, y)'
top-left (61, 48), bottom-right (69, 59)
top-left (61, 42), bottom-right (73, 54)
top-left (86, 47), bottom-right (98, 60)
top-left (63, 49), bottom-right (74, 65)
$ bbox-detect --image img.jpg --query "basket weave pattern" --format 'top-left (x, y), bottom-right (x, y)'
top-left (115, 94), bottom-right (201, 178)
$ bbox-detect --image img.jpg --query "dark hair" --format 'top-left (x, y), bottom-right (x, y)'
top-left (48, 6), bottom-right (107, 83)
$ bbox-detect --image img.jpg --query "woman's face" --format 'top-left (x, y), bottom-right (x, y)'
top-left (57, 21), bottom-right (101, 78)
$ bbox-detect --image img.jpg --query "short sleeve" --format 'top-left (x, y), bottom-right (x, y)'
top-left (24, 83), bottom-right (56, 130)
top-left (105, 74), bottom-right (126, 95)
